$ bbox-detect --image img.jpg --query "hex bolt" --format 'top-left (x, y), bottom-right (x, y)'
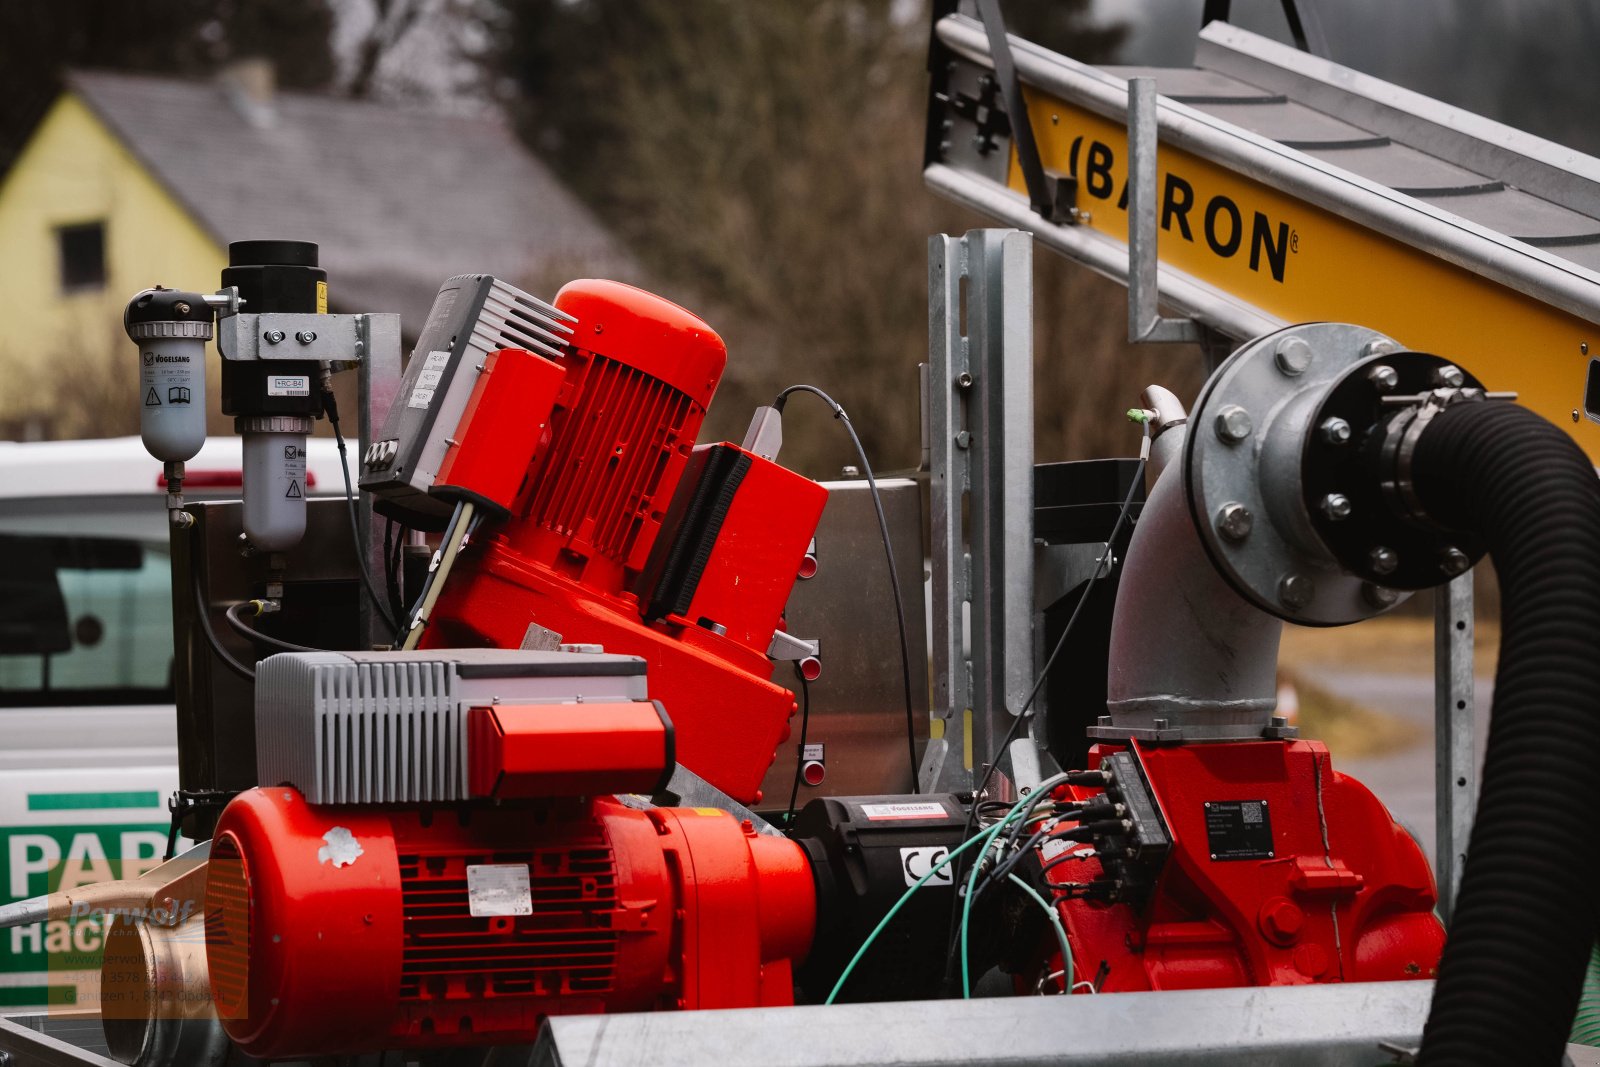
top-left (264, 330), bottom-right (286, 345)
top-left (1432, 363), bottom-right (1465, 388)
top-left (1320, 493), bottom-right (1353, 521)
top-left (1362, 582), bottom-right (1400, 608)
top-left (1278, 573), bottom-right (1315, 609)
top-left (1319, 417), bottom-right (1352, 445)
top-left (1275, 336), bottom-right (1314, 376)
top-left (295, 330), bottom-right (318, 345)
top-left (1363, 339), bottom-right (1400, 359)
top-left (1440, 547), bottom-right (1471, 576)
top-left (1367, 364), bottom-right (1400, 393)
top-left (1216, 502), bottom-right (1254, 542)
top-left (1369, 546), bottom-right (1399, 575)
top-left (955, 430), bottom-right (972, 450)
top-left (1214, 404), bottom-right (1253, 443)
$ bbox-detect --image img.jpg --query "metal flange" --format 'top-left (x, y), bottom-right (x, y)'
top-left (1184, 323), bottom-right (1418, 626)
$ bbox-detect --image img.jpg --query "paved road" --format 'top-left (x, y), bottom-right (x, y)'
top-left (1292, 665), bottom-right (1494, 869)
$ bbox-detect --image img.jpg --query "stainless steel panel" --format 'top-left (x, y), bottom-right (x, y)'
top-left (757, 478), bottom-right (928, 808)
top-left (533, 980), bottom-right (1438, 1067)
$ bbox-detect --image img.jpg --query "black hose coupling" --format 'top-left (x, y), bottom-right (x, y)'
top-left (1301, 351), bottom-right (1515, 590)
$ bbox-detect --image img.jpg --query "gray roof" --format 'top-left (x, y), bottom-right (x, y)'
top-left (67, 69), bottom-right (633, 334)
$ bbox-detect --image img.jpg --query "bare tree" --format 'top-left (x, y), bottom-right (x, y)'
top-left (345, 0), bottom-right (428, 98)
top-left (468, 0), bottom-right (1207, 478)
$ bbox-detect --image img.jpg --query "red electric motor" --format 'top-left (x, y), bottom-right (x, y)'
top-left (206, 653), bottom-right (815, 1059)
top-left (366, 277), bottom-right (827, 804)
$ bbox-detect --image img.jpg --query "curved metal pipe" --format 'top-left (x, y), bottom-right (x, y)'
top-left (1105, 420), bottom-right (1283, 738)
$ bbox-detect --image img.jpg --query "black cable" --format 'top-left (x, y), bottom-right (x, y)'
top-left (383, 517), bottom-right (407, 627)
top-left (190, 568), bottom-right (255, 681)
top-left (774, 384), bottom-right (918, 793)
top-left (783, 670), bottom-right (813, 835)
top-left (224, 601), bottom-right (320, 654)
top-left (940, 425), bottom-right (1150, 990)
top-left (322, 391), bottom-right (400, 636)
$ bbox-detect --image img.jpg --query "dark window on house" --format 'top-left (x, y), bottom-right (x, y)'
top-left (58, 221), bottom-right (107, 292)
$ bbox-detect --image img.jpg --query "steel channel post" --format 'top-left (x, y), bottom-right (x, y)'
top-left (924, 229), bottom-right (1037, 794)
top-left (925, 234), bottom-right (972, 791)
top-left (358, 313), bottom-right (403, 650)
top-left (1433, 570), bottom-right (1475, 926)
top-left (965, 229), bottom-right (1037, 792)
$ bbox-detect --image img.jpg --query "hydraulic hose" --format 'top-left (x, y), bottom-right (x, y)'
top-left (1407, 400), bottom-right (1600, 1066)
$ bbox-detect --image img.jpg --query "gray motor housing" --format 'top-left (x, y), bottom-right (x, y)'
top-left (253, 648), bottom-right (650, 804)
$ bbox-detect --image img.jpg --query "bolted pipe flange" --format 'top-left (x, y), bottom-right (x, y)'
top-left (1319, 416), bottom-right (1352, 445)
top-left (1309, 356), bottom-right (1489, 590)
top-left (1362, 582), bottom-right (1400, 609)
top-left (1440, 546), bottom-right (1471, 576)
top-left (1214, 405), bottom-right (1253, 443)
top-left (1367, 364), bottom-right (1400, 393)
top-left (1216, 502), bottom-right (1254, 541)
top-left (1278, 573), bottom-right (1315, 609)
top-left (1275, 336), bottom-right (1314, 376)
top-left (1185, 323), bottom-right (1416, 625)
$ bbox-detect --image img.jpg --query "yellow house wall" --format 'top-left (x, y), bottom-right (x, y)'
top-left (0, 92), bottom-right (224, 426)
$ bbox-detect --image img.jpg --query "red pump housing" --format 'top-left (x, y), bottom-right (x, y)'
top-left (423, 280), bottom-right (827, 803)
top-left (1035, 739), bottom-right (1443, 992)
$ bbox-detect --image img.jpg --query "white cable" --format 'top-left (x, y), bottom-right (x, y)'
top-left (401, 500), bottom-right (475, 651)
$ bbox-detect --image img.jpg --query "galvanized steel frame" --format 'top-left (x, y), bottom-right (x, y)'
top-left (928, 13), bottom-right (1600, 336)
top-left (924, 229), bottom-right (1035, 793)
top-left (1433, 572), bottom-right (1476, 926)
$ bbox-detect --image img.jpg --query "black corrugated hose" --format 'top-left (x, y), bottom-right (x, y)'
top-left (1409, 400), bottom-right (1600, 1065)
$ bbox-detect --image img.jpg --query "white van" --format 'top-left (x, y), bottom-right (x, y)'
top-left (0, 436), bottom-right (344, 1011)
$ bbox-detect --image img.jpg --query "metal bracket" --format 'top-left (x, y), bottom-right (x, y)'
top-left (1434, 571), bottom-right (1475, 926)
top-left (767, 630), bottom-right (820, 661)
top-left (1087, 714), bottom-right (1298, 744)
top-left (974, 0), bottom-right (1062, 222)
top-left (1127, 78), bottom-right (1204, 345)
top-left (217, 311), bottom-right (398, 363)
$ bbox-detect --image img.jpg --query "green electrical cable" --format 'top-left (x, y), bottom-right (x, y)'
top-left (825, 800), bottom-right (1032, 1004)
top-left (959, 817), bottom-right (1008, 998)
top-left (1007, 872), bottom-right (1072, 994)
top-left (961, 776), bottom-right (1070, 998)
top-left (1573, 940), bottom-right (1600, 1047)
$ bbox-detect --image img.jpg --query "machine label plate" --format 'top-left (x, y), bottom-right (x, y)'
top-left (1203, 800), bottom-right (1274, 861)
top-left (860, 801), bottom-right (948, 821)
top-left (899, 846), bottom-right (954, 887)
top-left (407, 353), bottom-right (452, 409)
top-left (466, 863), bottom-right (533, 917)
top-left (267, 375), bottom-right (311, 397)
